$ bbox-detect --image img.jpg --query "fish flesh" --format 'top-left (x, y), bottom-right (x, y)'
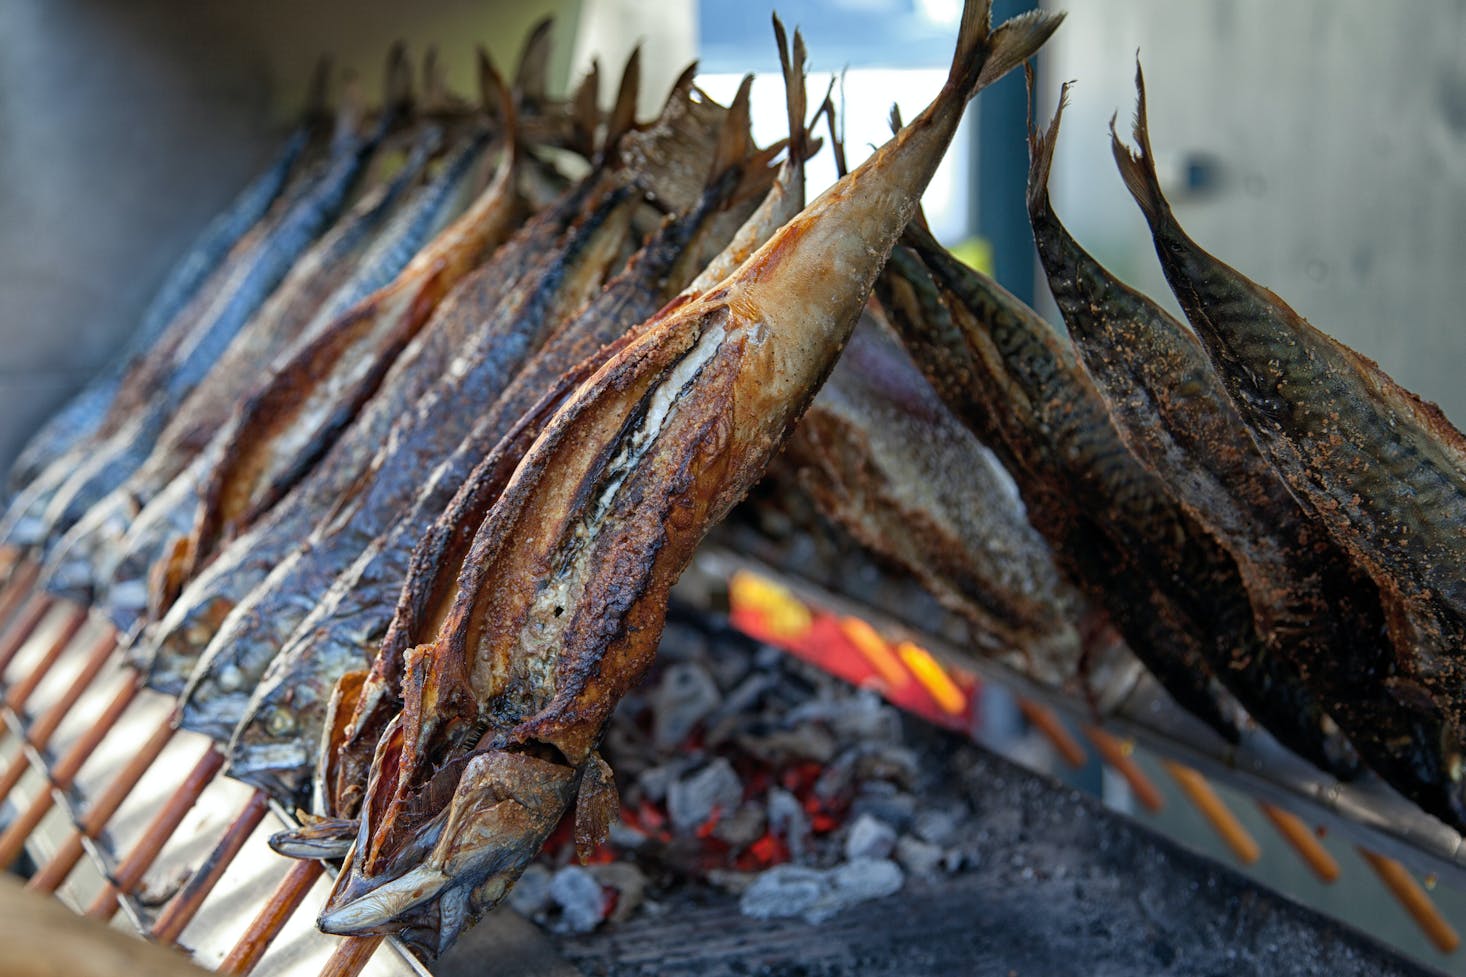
top-left (1026, 85), bottom-right (1360, 780)
top-left (313, 2), bottom-right (1060, 953)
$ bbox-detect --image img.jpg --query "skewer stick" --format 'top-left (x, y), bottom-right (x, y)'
top-left (0, 628), bottom-right (116, 802)
top-left (1082, 725), bottom-right (1164, 812)
top-left (319, 935), bottom-right (384, 977)
top-left (1257, 802), bottom-right (1339, 884)
top-left (218, 858), bottom-right (326, 976)
top-left (0, 559), bottom-right (40, 628)
top-left (1358, 847), bottom-right (1461, 953)
top-left (26, 707), bottom-right (176, 893)
top-left (149, 789), bottom-right (270, 945)
top-left (1015, 698), bottom-right (1086, 769)
top-left (85, 744), bottom-right (224, 920)
top-left (1161, 760), bottom-right (1260, 865)
top-left (3, 604), bottom-right (87, 708)
top-left (0, 676), bottom-right (140, 869)
top-left (0, 593), bottom-right (56, 675)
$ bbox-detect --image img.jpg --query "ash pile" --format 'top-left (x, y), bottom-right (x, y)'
top-left (508, 604), bottom-right (984, 935)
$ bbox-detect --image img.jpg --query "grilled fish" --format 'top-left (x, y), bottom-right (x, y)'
top-left (314, 2), bottom-right (1061, 953)
top-left (1113, 64), bottom-right (1466, 750)
top-left (1027, 85), bottom-right (1360, 779)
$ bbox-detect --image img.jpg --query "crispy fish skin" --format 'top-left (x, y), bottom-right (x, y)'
top-left (877, 240), bottom-right (1241, 740)
top-left (228, 148), bottom-right (775, 802)
top-left (42, 123), bottom-right (459, 606)
top-left (318, 3), bottom-right (1062, 953)
top-left (1112, 65), bottom-right (1466, 744)
top-left (177, 184), bottom-right (638, 742)
top-left (89, 123), bottom-right (499, 630)
top-left (330, 37), bottom-right (822, 819)
top-left (784, 311), bottom-right (1090, 686)
top-left (1025, 89), bottom-right (1362, 780)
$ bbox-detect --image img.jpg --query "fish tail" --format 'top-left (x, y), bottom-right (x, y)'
top-left (570, 60), bottom-right (601, 160)
top-left (820, 74), bottom-right (848, 177)
top-left (477, 45), bottom-right (520, 167)
top-left (383, 41), bottom-right (414, 117)
top-left (709, 74), bottom-right (756, 185)
top-left (604, 46), bottom-right (643, 158)
top-left (772, 16), bottom-right (813, 165)
top-left (1109, 57), bottom-right (1172, 226)
top-left (514, 16), bottom-right (555, 106)
top-left (947, 0), bottom-right (1064, 102)
top-left (1024, 66), bottom-right (1072, 215)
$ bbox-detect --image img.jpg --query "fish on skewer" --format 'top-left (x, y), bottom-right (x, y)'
top-left (1028, 84), bottom-right (1466, 819)
top-left (138, 53), bottom-right (702, 696)
top-left (1111, 63), bottom-right (1466, 748)
top-left (322, 25), bottom-right (825, 825)
top-left (42, 117), bottom-right (473, 606)
top-left (229, 80), bottom-right (788, 803)
top-left (310, 3), bottom-right (1061, 954)
top-left (876, 234), bottom-right (1241, 741)
top-left (4, 61), bottom-right (334, 496)
top-left (19, 51), bottom-right (418, 554)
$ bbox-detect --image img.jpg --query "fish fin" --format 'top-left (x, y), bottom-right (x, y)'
top-left (515, 16), bottom-right (555, 108)
top-left (945, 0), bottom-right (1064, 100)
top-left (569, 60), bottom-right (601, 160)
top-left (1110, 58), bottom-right (1172, 225)
top-left (1024, 64), bottom-right (1072, 214)
top-left (772, 16), bottom-right (813, 165)
top-left (603, 45), bottom-right (643, 159)
top-left (709, 74), bottom-right (755, 182)
top-left (383, 41), bottom-right (415, 117)
top-left (825, 85), bottom-right (849, 178)
top-left (574, 752), bottom-right (619, 862)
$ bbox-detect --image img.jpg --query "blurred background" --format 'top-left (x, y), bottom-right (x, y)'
top-left (2, 0), bottom-right (1464, 970)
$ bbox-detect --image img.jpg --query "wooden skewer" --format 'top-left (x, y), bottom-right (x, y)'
top-left (0, 592), bottom-right (55, 675)
top-left (149, 789), bottom-right (270, 946)
top-left (1161, 760), bottom-right (1261, 865)
top-left (1257, 802), bottom-right (1339, 884)
top-left (1083, 725), bottom-right (1164, 812)
top-left (0, 675), bottom-right (140, 869)
top-left (218, 858), bottom-right (326, 976)
top-left (0, 559), bottom-right (40, 628)
top-left (26, 707), bottom-right (176, 893)
top-left (2, 604), bottom-right (87, 709)
top-left (1015, 699), bottom-right (1087, 769)
top-left (319, 935), bottom-right (384, 977)
top-left (0, 629), bottom-right (117, 803)
top-left (85, 744), bottom-right (224, 920)
top-left (1358, 847), bottom-right (1461, 954)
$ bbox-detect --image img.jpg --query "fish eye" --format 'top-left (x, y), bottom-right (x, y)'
top-left (267, 709), bottom-right (297, 736)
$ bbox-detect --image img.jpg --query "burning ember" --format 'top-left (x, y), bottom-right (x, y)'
top-left (512, 597), bottom-right (988, 934)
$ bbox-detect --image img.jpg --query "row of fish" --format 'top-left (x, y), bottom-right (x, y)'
top-left (3, 0), bottom-right (1463, 956)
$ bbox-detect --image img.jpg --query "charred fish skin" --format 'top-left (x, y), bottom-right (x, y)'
top-left (876, 241), bottom-right (1240, 740)
top-left (177, 183), bottom-right (640, 743)
top-left (5, 113), bottom-right (320, 494)
top-left (1112, 64), bottom-right (1466, 740)
top-left (41, 124), bottom-right (459, 608)
top-left (228, 149), bottom-right (774, 803)
top-left (90, 124), bottom-right (499, 628)
top-left (1023, 88), bottom-right (1362, 780)
top-left (319, 2), bottom-right (1063, 952)
top-left (30, 88), bottom-right (410, 557)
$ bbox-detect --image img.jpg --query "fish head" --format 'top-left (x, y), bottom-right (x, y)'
top-left (317, 748), bottom-right (578, 956)
top-left (225, 657), bottom-right (333, 803)
top-left (268, 816), bottom-right (360, 860)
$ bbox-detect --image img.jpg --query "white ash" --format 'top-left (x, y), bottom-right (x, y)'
top-left (740, 858), bottom-right (905, 924)
top-left (508, 863), bottom-right (554, 917)
top-left (652, 661), bottom-right (722, 749)
top-left (666, 757), bottom-right (743, 833)
top-left (549, 866), bottom-right (606, 934)
top-left (843, 813), bottom-right (897, 860)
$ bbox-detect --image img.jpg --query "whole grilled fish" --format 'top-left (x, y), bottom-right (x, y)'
top-left (228, 89), bottom-right (783, 803)
top-left (1027, 85), bottom-right (1361, 780)
top-left (41, 121), bottom-right (461, 606)
top-left (326, 25), bottom-right (822, 822)
top-left (1112, 64), bottom-right (1466, 751)
top-left (4, 64), bottom-right (331, 495)
top-left (314, 2), bottom-right (1061, 953)
top-left (16, 54), bottom-right (415, 557)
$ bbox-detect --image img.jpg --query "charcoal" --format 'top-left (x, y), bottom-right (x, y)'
top-left (843, 813), bottom-right (897, 860)
top-left (509, 863), bottom-right (554, 917)
top-left (636, 758), bottom-right (692, 804)
top-left (849, 780), bottom-right (917, 830)
top-left (713, 802), bottom-right (769, 847)
top-left (738, 865), bottom-right (828, 920)
top-left (550, 865), bottom-right (607, 934)
top-left (820, 858), bottom-right (904, 918)
top-left (766, 787), bottom-right (812, 861)
top-left (913, 806), bottom-right (964, 847)
top-left (667, 757), bottom-right (744, 833)
top-left (735, 722), bottom-right (838, 765)
top-left (652, 661), bottom-right (722, 749)
top-left (894, 835), bottom-right (945, 877)
top-left (590, 863), bottom-right (648, 922)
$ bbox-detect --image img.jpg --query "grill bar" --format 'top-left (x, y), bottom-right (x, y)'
top-left (150, 789), bottom-right (271, 945)
top-left (218, 859), bottom-right (326, 976)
